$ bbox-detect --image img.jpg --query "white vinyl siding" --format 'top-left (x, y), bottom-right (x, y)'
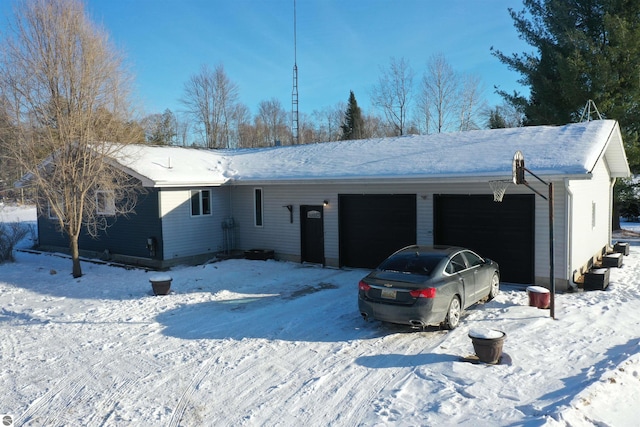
top-left (567, 159), bottom-right (612, 281)
top-left (229, 180), bottom-right (571, 285)
top-left (159, 187), bottom-right (229, 259)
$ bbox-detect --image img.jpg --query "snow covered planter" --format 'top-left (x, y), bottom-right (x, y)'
top-left (614, 242), bottom-right (630, 256)
top-left (526, 286), bottom-right (550, 309)
top-left (468, 328), bottom-right (506, 364)
top-left (583, 268), bottom-right (610, 291)
top-left (149, 274), bottom-right (172, 295)
top-left (602, 253), bottom-right (623, 268)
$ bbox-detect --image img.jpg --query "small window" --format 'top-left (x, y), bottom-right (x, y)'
top-left (254, 188), bottom-right (263, 227)
top-left (48, 201), bottom-right (61, 220)
top-left (96, 191), bottom-right (115, 216)
top-left (47, 196), bottom-right (65, 220)
top-left (592, 201), bottom-right (596, 228)
top-left (190, 189), bottom-right (211, 216)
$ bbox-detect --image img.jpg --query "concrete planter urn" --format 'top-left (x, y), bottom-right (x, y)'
top-left (468, 328), bottom-right (506, 364)
top-left (149, 274), bottom-right (172, 295)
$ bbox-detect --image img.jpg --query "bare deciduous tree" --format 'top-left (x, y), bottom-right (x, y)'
top-left (141, 109), bottom-right (177, 145)
top-left (417, 53), bottom-right (486, 134)
top-left (0, 0), bottom-right (142, 277)
top-left (258, 98), bottom-right (288, 146)
top-left (371, 57), bottom-right (414, 136)
top-left (417, 53), bottom-right (458, 134)
top-left (311, 103), bottom-right (346, 143)
top-left (180, 64), bottom-right (240, 149)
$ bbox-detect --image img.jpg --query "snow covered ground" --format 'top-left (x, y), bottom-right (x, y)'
top-left (1, 205), bottom-right (639, 426)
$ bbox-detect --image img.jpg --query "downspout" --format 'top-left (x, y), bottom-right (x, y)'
top-left (609, 177), bottom-right (616, 245)
top-left (564, 178), bottom-right (577, 290)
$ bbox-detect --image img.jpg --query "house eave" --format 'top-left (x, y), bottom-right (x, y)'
top-left (225, 173), bottom-right (593, 186)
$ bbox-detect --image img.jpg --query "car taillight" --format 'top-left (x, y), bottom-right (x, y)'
top-left (358, 281), bottom-right (371, 291)
top-left (409, 288), bottom-right (436, 298)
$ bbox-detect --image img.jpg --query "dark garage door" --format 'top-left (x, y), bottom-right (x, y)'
top-left (339, 194), bottom-right (416, 268)
top-left (434, 194), bottom-right (535, 284)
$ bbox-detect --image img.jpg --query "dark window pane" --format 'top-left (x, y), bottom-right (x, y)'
top-left (191, 190), bottom-right (200, 216)
top-left (202, 190), bottom-right (211, 215)
top-left (255, 188), bottom-right (263, 226)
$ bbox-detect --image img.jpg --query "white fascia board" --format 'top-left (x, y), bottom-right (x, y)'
top-left (226, 173), bottom-right (592, 186)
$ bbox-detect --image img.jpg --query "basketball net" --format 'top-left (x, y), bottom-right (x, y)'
top-left (489, 180), bottom-right (511, 202)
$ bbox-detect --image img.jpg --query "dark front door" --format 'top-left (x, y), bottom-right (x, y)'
top-left (300, 205), bottom-right (324, 264)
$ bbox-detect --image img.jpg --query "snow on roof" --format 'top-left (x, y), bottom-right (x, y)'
top-left (114, 120), bottom-right (627, 187)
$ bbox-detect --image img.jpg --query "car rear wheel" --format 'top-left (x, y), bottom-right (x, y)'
top-left (487, 273), bottom-right (499, 301)
top-left (443, 296), bottom-right (461, 330)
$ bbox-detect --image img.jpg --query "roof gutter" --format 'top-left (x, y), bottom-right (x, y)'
top-left (224, 173), bottom-right (593, 186)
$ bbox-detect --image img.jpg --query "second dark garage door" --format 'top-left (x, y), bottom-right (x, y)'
top-left (434, 194), bottom-right (535, 284)
top-left (339, 194), bottom-right (416, 268)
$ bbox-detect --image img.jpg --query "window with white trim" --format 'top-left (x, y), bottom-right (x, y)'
top-left (47, 197), bottom-right (65, 220)
top-left (592, 201), bottom-right (597, 228)
top-left (96, 191), bottom-right (116, 216)
top-left (48, 201), bottom-right (61, 220)
top-left (254, 188), bottom-right (263, 227)
top-left (191, 189), bottom-right (211, 216)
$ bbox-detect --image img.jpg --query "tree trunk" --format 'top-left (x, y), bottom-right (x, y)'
top-left (70, 236), bottom-right (82, 278)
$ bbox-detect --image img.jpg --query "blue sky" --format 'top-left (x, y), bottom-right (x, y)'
top-left (0, 0), bottom-right (532, 118)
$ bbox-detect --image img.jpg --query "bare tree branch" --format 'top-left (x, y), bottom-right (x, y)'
top-left (0, 0), bottom-right (143, 277)
top-left (371, 57), bottom-right (414, 136)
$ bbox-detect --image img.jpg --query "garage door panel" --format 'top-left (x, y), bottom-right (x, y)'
top-left (339, 194), bottom-right (416, 268)
top-left (434, 194), bottom-right (534, 284)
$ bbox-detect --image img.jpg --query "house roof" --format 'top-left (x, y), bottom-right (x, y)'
top-left (113, 119), bottom-right (630, 188)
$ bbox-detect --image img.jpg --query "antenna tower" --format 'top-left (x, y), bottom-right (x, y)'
top-left (579, 99), bottom-right (602, 122)
top-left (291, 0), bottom-right (299, 144)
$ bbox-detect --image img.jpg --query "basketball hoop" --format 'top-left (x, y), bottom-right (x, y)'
top-left (489, 180), bottom-right (511, 202)
top-left (513, 150), bottom-right (525, 185)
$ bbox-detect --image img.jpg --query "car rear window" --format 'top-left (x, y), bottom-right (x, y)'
top-left (378, 253), bottom-right (444, 276)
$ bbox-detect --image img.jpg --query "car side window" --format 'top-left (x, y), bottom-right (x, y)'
top-left (463, 251), bottom-right (484, 267)
top-left (446, 253), bottom-right (467, 274)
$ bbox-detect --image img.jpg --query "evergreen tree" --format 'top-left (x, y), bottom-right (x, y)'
top-left (341, 91), bottom-right (365, 140)
top-left (492, 0), bottom-right (640, 170)
top-left (493, 0), bottom-right (640, 229)
top-left (487, 107), bottom-right (508, 129)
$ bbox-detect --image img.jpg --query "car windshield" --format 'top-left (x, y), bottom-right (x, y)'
top-left (378, 253), bottom-right (445, 276)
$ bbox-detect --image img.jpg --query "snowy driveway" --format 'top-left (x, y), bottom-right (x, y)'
top-left (2, 246), bottom-right (640, 426)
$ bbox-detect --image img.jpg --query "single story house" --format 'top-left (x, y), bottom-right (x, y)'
top-left (36, 119), bottom-right (630, 291)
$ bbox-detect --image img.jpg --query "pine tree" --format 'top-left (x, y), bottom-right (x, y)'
top-left (487, 107), bottom-right (508, 129)
top-left (492, 0), bottom-right (640, 169)
top-left (493, 0), bottom-right (640, 229)
top-left (341, 91), bottom-right (365, 140)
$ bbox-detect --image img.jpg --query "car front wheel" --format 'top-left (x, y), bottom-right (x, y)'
top-left (443, 296), bottom-right (461, 330)
top-left (487, 273), bottom-right (499, 301)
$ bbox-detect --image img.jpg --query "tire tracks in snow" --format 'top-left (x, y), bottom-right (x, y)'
top-left (202, 327), bottom-right (453, 425)
top-left (167, 357), bottom-right (214, 427)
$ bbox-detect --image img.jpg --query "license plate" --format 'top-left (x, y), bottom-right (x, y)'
top-left (380, 289), bottom-right (397, 299)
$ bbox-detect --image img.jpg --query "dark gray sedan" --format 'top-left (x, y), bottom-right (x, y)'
top-left (358, 245), bottom-right (499, 329)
